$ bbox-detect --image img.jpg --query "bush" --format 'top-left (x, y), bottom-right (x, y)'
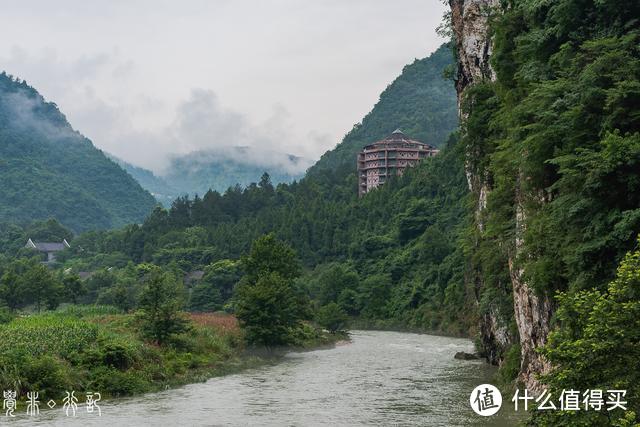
top-left (88, 366), bottom-right (149, 396)
top-left (0, 306), bottom-right (13, 324)
top-left (316, 303), bottom-right (348, 333)
top-left (20, 354), bottom-right (72, 399)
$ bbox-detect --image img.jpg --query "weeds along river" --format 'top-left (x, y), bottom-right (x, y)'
top-left (9, 330), bottom-right (521, 426)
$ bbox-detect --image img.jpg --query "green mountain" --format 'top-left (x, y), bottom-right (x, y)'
top-left (65, 42), bottom-right (467, 332)
top-left (0, 72), bottom-right (157, 232)
top-left (307, 43), bottom-right (458, 186)
top-left (111, 149), bottom-right (308, 207)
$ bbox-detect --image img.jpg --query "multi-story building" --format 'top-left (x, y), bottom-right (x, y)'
top-left (357, 129), bottom-right (439, 196)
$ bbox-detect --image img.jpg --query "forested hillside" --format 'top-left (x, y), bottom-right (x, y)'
top-left (307, 43), bottom-right (458, 188)
top-left (51, 43), bottom-right (469, 334)
top-left (109, 154), bottom-right (178, 207)
top-left (452, 0), bottom-right (640, 423)
top-left (0, 73), bottom-right (157, 232)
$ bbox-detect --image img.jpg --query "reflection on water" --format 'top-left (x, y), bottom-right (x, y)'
top-left (9, 331), bottom-right (522, 426)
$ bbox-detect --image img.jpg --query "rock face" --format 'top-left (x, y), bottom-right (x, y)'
top-left (449, 0), bottom-right (511, 366)
top-left (449, 0), bottom-right (553, 391)
top-left (449, 0), bottom-right (497, 107)
top-left (510, 198), bottom-right (553, 392)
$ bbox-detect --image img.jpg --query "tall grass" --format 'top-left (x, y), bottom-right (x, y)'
top-left (0, 315), bottom-right (98, 357)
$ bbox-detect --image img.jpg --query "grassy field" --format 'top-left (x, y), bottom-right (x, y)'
top-left (0, 307), bottom-right (347, 405)
top-left (0, 307), bottom-right (245, 402)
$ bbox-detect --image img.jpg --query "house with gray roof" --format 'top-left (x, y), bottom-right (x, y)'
top-left (25, 238), bottom-right (70, 263)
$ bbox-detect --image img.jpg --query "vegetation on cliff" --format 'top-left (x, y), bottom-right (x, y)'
top-left (455, 0), bottom-right (640, 422)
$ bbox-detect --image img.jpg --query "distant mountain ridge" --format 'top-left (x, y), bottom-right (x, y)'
top-left (113, 147), bottom-right (309, 206)
top-left (107, 154), bottom-right (178, 206)
top-left (0, 72), bottom-right (157, 232)
top-left (164, 147), bottom-right (309, 198)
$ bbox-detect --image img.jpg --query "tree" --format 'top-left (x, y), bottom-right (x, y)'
top-left (311, 263), bottom-right (359, 306)
top-left (189, 282), bottom-right (222, 313)
top-left (234, 272), bottom-right (306, 346)
top-left (357, 274), bottom-right (392, 319)
top-left (113, 282), bottom-right (132, 312)
top-left (0, 270), bottom-right (23, 311)
top-left (241, 233), bottom-right (301, 283)
top-left (22, 263), bottom-right (62, 312)
top-left (536, 241), bottom-right (640, 425)
top-left (316, 303), bottom-right (348, 333)
top-left (62, 274), bottom-right (87, 304)
top-left (234, 235), bottom-right (309, 346)
top-left (137, 270), bottom-right (190, 345)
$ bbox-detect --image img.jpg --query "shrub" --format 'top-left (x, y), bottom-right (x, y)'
top-left (316, 303), bottom-right (348, 333)
top-left (88, 366), bottom-right (149, 396)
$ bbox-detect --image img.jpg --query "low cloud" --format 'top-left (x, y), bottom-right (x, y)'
top-left (114, 88), bottom-right (315, 175)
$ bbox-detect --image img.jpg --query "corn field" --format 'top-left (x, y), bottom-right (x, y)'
top-left (0, 315), bottom-right (99, 357)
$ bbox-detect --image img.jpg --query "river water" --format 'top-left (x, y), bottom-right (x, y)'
top-left (8, 331), bottom-right (521, 426)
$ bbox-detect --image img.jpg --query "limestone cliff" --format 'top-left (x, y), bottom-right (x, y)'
top-left (449, 0), bottom-right (553, 391)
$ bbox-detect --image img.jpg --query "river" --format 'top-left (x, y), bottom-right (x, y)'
top-left (8, 330), bottom-right (521, 426)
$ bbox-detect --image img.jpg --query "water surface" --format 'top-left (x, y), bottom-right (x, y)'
top-left (9, 330), bottom-right (521, 426)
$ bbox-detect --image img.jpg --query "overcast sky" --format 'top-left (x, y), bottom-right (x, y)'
top-left (0, 0), bottom-right (447, 173)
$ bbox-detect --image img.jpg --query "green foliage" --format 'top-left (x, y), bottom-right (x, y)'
top-left (315, 303), bottom-right (348, 333)
top-left (497, 344), bottom-right (521, 385)
top-left (306, 43), bottom-right (458, 188)
top-left (536, 242), bottom-right (640, 425)
top-left (19, 262), bottom-right (63, 312)
top-left (234, 236), bottom-right (310, 346)
top-left (235, 272), bottom-right (306, 346)
top-left (461, 0), bottom-right (640, 368)
top-left (62, 274), bottom-right (87, 304)
top-left (241, 233), bottom-right (301, 283)
top-left (137, 270), bottom-right (191, 345)
top-left (0, 308), bottom-right (243, 400)
top-left (18, 42), bottom-right (467, 336)
top-left (0, 72), bottom-right (157, 232)
top-left (0, 315), bottom-right (99, 357)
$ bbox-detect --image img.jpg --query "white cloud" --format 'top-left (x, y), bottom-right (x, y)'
top-left (0, 0), bottom-right (447, 173)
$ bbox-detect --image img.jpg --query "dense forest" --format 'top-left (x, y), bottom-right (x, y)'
top-left (0, 72), bottom-right (157, 232)
top-left (0, 43), bottom-right (466, 332)
top-left (45, 43), bottom-right (465, 333)
top-left (455, 0), bottom-right (640, 424)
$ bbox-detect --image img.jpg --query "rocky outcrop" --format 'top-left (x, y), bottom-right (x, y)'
top-left (509, 188), bottom-right (553, 392)
top-left (449, 0), bottom-right (553, 391)
top-left (449, 0), bottom-right (497, 108)
top-left (454, 351), bottom-right (480, 360)
top-left (449, 0), bottom-right (511, 367)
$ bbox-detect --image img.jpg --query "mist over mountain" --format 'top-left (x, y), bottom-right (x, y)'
top-left (163, 147), bottom-right (309, 198)
top-left (112, 147), bottom-right (309, 206)
top-left (0, 72), bottom-right (157, 232)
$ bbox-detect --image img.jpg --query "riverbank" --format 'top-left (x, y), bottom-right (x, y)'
top-left (8, 330), bottom-right (523, 426)
top-left (0, 306), bottom-right (347, 406)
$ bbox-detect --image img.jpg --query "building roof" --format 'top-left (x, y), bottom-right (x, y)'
top-left (25, 238), bottom-right (70, 252)
top-left (185, 270), bottom-right (205, 283)
top-left (363, 129), bottom-right (436, 150)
